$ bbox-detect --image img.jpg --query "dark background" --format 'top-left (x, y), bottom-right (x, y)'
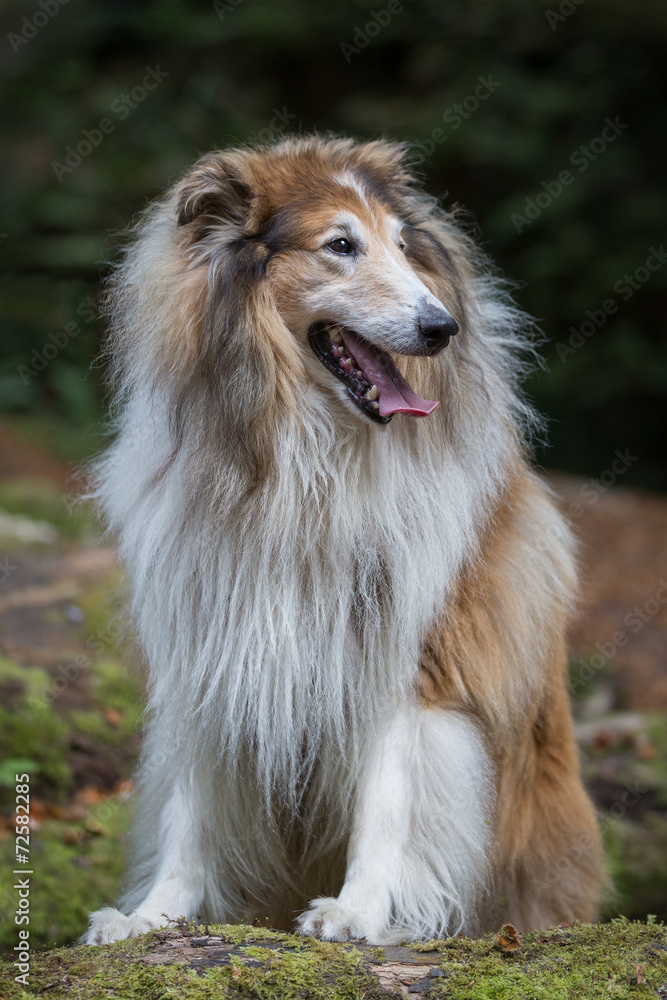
top-left (0, 0), bottom-right (666, 481)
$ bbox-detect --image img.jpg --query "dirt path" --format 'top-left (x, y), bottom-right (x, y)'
top-left (549, 473), bottom-right (667, 711)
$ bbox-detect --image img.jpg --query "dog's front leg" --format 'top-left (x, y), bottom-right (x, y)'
top-left (298, 705), bottom-right (493, 943)
top-left (83, 779), bottom-right (209, 944)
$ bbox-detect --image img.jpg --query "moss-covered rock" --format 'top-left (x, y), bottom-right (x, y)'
top-left (1, 919), bottom-right (666, 999)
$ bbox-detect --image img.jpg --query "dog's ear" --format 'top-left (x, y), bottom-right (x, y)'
top-left (176, 153), bottom-right (253, 229)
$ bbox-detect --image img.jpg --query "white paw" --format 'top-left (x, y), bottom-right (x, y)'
top-left (82, 907), bottom-right (160, 945)
top-left (297, 897), bottom-right (384, 943)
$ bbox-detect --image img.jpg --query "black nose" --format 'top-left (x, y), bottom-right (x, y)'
top-left (418, 307), bottom-right (459, 353)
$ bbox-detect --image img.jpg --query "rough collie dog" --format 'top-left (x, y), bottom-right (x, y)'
top-left (84, 135), bottom-right (604, 946)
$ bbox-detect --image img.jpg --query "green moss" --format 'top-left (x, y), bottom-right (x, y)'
top-left (415, 919), bottom-right (667, 999)
top-left (0, 653), bottom-right (143, 809)
top-left (0, 927), bottom-right (386, 1000)
top-left (196, 923), bottom-right (293, 946)
top-left (0, 920), bottom-right (665, 1000)
top-left (213, 940), bottom-right (381, 1000)
top-left (0, 657), bottom-right (71, 803)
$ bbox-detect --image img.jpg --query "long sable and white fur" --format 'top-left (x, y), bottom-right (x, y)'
top-left (83, 137), bottom-right (589, 945)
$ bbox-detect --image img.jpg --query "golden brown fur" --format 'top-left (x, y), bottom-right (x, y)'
top-left (420, 467), bottom-right (605, 929)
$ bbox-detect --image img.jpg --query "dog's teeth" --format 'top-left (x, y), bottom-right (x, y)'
top-left (365, 385), bottom-right (378, 401)
top-left (370, 401), bottom-right (380, 411)
top-left (330, 330), bottom-right (343, 345)
top-left (331, 345), bottom-right (343, 357)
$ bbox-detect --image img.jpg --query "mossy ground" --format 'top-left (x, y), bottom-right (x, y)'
top-left (0, 919), bottom-right (665, 999)
top-left (409, 919), bottom-right (667, 998)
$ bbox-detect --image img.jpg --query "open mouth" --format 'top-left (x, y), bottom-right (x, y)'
top-left (308, 322), bottom-right (440, 424)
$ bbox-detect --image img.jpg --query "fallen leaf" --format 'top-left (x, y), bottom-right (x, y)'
top-left (29, 798), bottom-right (50, 821)
top-left (636, 964), bottom-right (644, 984)
top-left (496, 923), bottom-right (521, 953)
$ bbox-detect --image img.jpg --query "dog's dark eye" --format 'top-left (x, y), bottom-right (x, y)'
top-left (398, 241), bottom-right (406, 252)
top-left (327, 238), bottom-right (355, 255)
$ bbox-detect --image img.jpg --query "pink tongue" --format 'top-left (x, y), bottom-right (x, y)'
top-left (340, 330), bottom-right (439, 418)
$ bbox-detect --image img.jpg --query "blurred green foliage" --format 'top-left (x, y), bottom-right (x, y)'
top-left (0, 658), bottom-right (71, 797)
top-left (0, 0), bottom-right (665, 483)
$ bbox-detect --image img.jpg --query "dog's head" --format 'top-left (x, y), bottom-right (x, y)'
top-left (145, 138), bottom-right (474, 483)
